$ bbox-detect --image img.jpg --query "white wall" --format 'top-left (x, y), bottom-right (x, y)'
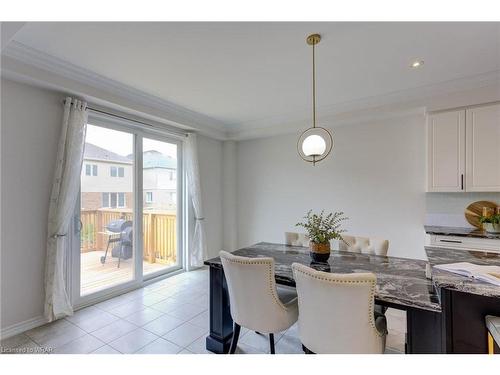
top-left (222, 141), bottom-right (237, 252)
top-left (0, 79), bottom-right (225, 332)
top-left (194, 135), bottom-right (223, 259)
top-left (236, 115), bottom-right (428, 260)
top-left (1, 79), bottom-right (63, 329)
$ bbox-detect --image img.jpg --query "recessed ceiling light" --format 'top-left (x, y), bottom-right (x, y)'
top-left (411, 60), bottom-right (424, 68)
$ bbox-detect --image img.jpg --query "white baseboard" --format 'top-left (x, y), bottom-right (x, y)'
top-left (1, 316), bottom-right (48, 340)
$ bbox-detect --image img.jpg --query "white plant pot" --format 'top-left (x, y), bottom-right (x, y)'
top-left (483, 223), bottom-right (500, 234)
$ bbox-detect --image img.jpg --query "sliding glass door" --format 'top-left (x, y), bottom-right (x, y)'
top-left (72, 119), bottom-right (183, 305)
top-left (79, 125), bottom-right (136, 296)
top-left (142, 137), bottom-right (181, 277)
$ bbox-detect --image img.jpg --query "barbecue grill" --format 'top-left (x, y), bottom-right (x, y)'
top-left (100, 219), bottom-right (133, 268)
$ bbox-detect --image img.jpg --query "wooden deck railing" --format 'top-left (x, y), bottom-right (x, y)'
top-left (81, 209), bottom-right (176, 264)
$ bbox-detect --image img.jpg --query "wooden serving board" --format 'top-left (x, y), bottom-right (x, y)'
top-left (465, 200), bottom-right (498, 228)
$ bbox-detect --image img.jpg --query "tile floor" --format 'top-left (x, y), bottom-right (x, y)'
top-left (1, 267), bottom-right (406, 354)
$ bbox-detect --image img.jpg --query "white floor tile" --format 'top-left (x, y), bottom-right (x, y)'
top-left (91, 320), bottom-right (138, 343)
top-left (108, 328), bottom-right (158, 354)
top-left (235, 343), bottom-right (267, 354)
top-left (171, 290), bottom-right (205, 302)
top-left (185, 335), bottom-right (213, 354)
top-left (168, 303), bottom-right (207, 321)
top-left (239, 331), bottom-right (284, 353)
top-left (26, 320), bottom-right (87, 349)
top-left (66, 306), bottom-right (101, 324)
top-left (386, 330), bottom-right (406, 352)
top-left (142, 314), bottom-right (186, 336)
top-left (152, 286), bottom-right (180, 298)
top-left (188, 311), bottom-right (209, 330)
top-left (53, 334), bottom-right (105, 354)
top-left (134, 338), bottom-right (182, 354)
top-left (68, 310), bottom-right (119, 333)
top-left (0, 333), bottom-right (32, 349)
top-left (189, 294), bottom-right (209, 308)
top-left (12, 266), bottom-right (408, 355)
top-left (385, 347), bottom-right (404, 354)
top-left (162, 322), bottom-right (207, 347)
top-left (137, 292), bottom-right (170, 307)
top-left (94, 293), bottom-right (138, 312)
top-left (275, 333), bottom-right (303, 354)
top-left (9, 340), bottom-right (47, 354)
top-left (108, 299), bottom-right (147, 318)
top-left (124, 307), bottom-right (165, 326)
top-left (149, 297), bottom-right (187, 314)
top-left (25, 319), bottom-right (73, 343)
top-left (91, 345), bottom-right (121, 354)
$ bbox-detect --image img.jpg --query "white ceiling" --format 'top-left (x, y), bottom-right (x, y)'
top-left (9, 22), bottom-right (500, 133)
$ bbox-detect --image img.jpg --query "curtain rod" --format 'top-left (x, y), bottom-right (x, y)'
top-left (64, 99), bottom-right (189, 138)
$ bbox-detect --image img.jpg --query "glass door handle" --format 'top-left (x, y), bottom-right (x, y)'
top-left (75, 217), bottom-right (83, 233)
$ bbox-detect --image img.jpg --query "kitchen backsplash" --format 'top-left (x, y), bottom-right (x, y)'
top-left (425, 192), bottom-right (500, 228)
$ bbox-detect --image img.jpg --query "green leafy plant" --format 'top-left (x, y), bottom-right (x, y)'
top-left (296, 210), bottom-right (348, 244)
top-left (479, 214), bottom-right (500, 224)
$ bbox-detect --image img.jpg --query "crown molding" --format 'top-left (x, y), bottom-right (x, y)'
top-left (230, 106), bottom-right (427, 141)
top-left (2, 41), bottom-right (229, 140)
top-left (228, 69), bottom-right (500, 140)
top-left (3, 41), bottom-right (499, 142)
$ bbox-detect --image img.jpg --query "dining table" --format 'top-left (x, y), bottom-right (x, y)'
top-left (204, 243), bottom-right (438, 353)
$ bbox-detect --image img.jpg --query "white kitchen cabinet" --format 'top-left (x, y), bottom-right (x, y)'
top-left (465, 103), bottom-right (500, 192)
top-left (428, 234), bottom-right (500, 253)
top-left (427, 110), bottom-right (466, 192)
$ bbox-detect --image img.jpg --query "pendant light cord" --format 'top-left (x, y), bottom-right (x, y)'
top-left (312, 42), bottom-right (316, 129)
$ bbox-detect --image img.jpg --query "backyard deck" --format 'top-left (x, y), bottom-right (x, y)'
top-left (81, 250), bottom-right (171, 296)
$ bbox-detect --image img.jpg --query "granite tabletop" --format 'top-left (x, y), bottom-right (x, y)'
top-left (205, 242), bottom-right (441, 312)
top-left (425, 225), bottom-right (500, 240)
top-left (425, 246), bottom-right (500, 298)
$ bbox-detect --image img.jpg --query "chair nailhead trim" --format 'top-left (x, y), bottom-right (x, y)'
top-left (292, 265), bottom-right (384, 337)
top-left (223, 256), bottom-right (289, 312)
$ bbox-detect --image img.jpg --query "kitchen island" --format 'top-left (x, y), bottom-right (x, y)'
top-left (425, 247), bottom-right (500, 353)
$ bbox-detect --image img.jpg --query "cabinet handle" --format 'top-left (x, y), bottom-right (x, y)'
top-left (461, 174), bottom-right (464, 190)
top-left (439, 239), bottom-right (462, 244)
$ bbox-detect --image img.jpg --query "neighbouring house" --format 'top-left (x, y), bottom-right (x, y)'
top-left (81, 143), bottom-right (177, 211)
top-left (81, 143), bottom-right (133, 210)
top-left (142, 150), bottom-right (177, 210)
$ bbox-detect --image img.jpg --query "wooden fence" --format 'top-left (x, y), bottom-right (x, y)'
top-left (80, 209), bottom-right (176, 264)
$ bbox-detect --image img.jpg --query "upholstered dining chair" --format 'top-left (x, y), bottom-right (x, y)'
top-left (219, 251), bottom-right (299, 354)
top-left (285, 232), bottom-right (309, 247)
top-left (291, 263), bottom-right (387, 354)
top-left (339, 235), bottom-right (389, 316)
top-left (339, 235), bottom-right (389, 256)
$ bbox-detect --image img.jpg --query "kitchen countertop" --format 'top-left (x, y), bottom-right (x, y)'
top-left (425, 246), bottom-right (500, 298)
top-left (425, 225), bottom-right (500, 240)
top-left (205, 242), bottom-right (441, 312)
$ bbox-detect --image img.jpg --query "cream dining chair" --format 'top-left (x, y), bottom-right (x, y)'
top-left (339, 235), bottom-right (389, 256)
top-left (220, 251), bottom-right (299, 354)
top-left (285, 232), bottom-right (309, 247)
top-left (339, 235), bottom-right (389, 316)
top-left (292, 263), bottom-right (387, 354)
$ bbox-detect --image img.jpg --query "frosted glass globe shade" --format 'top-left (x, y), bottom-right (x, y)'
top-left (302, 134), bottom-right (326, 156)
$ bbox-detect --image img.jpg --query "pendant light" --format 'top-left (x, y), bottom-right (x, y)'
top-left (297, 34), bottom-right (333, 165)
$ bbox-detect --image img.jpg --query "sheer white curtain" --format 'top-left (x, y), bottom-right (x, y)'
top-left (44, 97), bottom-right (88, 321)
top-left (185, 133), bottom-right (207, 268)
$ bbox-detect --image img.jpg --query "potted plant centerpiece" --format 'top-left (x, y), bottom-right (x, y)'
top-left (296, 210), bottom-right (348, 262)
top-left (479, 213), bottom-right (500, 234)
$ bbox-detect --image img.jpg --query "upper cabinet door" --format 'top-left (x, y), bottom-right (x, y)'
top-left (427, 110), bottom-right (466, 192)
top-left (466, 103), bottom-right (500, 192)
